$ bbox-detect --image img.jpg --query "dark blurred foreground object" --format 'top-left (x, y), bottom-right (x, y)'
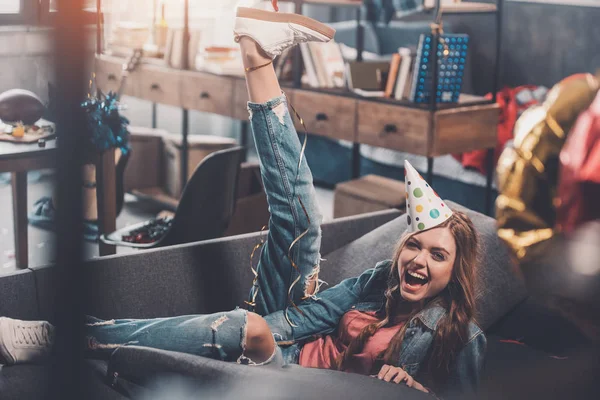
top-left (556, 90), bottom-right (600, 233)
top-left (0, 89), bottom-right (46, 125)
top-left (496, 72), bottom-right (600, 345)
top-left (496, 73), bottom-right (600, 262)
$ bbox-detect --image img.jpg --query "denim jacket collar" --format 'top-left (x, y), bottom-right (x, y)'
top-left (415, 305), bottom-right (447, 331)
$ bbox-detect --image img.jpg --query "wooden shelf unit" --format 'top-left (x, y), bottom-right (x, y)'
top-left (95, 54), bottom-right (499, 159)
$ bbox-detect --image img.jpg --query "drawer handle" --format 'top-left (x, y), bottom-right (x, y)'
top-left (200, 92), bottom-right (210, 99)
top-left (150, 83), bottom-right (160, 91)
top-left (315, 113), bottom-right (328, 121)
top-left (380, 123), bottom-right (398, 137)
top-left (107, 73), bottom-right (117, 81)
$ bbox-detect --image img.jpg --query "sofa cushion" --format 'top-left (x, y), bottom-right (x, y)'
top-left (0, 270), bottom-right (40, 320)
top-left (30, 210), bottom-right (400, 321)
top-left (107, 346), bottom-right (431, 400)
top-left (0, 365), bottom-right (50, 400)
top-left (321, 201), bottom-right (527, 330)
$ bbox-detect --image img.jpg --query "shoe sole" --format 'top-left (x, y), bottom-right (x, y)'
top-left (0, 318), bottom-right (16, 364)
top-left (236, 7), bottom-right (336, 40)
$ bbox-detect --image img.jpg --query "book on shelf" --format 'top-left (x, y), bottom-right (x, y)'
top-left (299, 41), bottom-right (346, 88)
top-left (384, 53), bottom-right (401, 98)
top-left (300, 42), bottom-right (320, 87)
top-left (393, 47), bottom-right (414, 101)
top-left (346, 61), bottom-right (390, 97)
top-left (409, 33), bottom-right (470, 104)
top-left (308, 42), bottom-right (331, 87)
top-left (319, 41), bottom-right (346, 88)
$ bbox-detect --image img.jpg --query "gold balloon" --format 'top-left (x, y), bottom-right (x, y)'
top-left (496, 74), bottom-right (600, 262)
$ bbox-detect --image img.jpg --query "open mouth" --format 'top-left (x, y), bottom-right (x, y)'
top-left (404, 269), bottom-right (429, 289)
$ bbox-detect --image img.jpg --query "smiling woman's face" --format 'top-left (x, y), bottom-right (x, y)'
top-left (397, 227), bottom-right (457, 303)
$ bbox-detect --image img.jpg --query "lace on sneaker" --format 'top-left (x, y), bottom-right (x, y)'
top-left (14, 323), bottom-right (52, 347)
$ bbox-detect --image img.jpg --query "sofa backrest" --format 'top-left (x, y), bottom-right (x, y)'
top-left (30, 210), bottom-right (400, 321)
top-left (322, 201), bottom-right (528, 330)
top-left (0, 269), bottom-right (40, 320)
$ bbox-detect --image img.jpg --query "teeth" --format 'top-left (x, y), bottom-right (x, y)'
top-left (408, 271), bottom-right (428, 281)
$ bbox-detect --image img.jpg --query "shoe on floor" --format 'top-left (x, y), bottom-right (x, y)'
top-left (0, 317), bottom-right (54, 365)
top-left (234, 7), bottom-right (336, 59)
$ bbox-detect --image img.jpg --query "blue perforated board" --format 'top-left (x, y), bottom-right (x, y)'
top-left (410, 33), bottom-right (469, 104)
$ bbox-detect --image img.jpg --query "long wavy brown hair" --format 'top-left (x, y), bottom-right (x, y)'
top-left (333, 211), bottom-right (479, 385)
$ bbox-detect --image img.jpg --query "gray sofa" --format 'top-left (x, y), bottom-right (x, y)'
top-left (0, 203), bottom-right (592, 399)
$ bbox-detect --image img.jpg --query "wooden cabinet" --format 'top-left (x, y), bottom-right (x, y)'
top-left (180, 71), bottom-right (234, 117)
top-left (292, 90), bottom-right (356, 142)
top-left (357, 101), bottom-right (431, 156)
top-left (432, 104), bottom-right (499, 156)
top-left (95, 57), bottom-right (128, 95)
top-left (94, 55), bottom-right (499, 160)
top-left (137, 67), bottom-right (181, 107)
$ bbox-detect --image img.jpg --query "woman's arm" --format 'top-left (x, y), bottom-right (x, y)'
top-left (264, 261), bottom-right (390, 342)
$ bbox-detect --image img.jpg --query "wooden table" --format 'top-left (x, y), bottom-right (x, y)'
top-left (0, 139), bottom-right (117, 268)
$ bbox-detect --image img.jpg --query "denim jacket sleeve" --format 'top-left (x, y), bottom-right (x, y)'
top-left (445, 328), bottom-right (487, 397)
top-left (264, 261), bottom-right (390, 343)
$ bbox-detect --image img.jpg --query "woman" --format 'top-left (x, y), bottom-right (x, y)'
top-left (0, 3), bottom-right (485, 396)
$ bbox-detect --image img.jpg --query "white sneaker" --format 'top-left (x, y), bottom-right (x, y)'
top-left (234, 7), bottom-right (336, 59)
top-left (0, 317), bottom-right (54, 365)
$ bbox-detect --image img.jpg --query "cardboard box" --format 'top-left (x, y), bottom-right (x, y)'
top-left (334, 174), bottom-right (406, 218)
top-left (224, 162), bottom-right (270, 236)
top-left (124, 126), bottom-right (169, 192)
top-left (163, 133), bottom-right (238, 197)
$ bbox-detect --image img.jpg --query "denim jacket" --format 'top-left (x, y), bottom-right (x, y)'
top-left (264, 260), bottom-right (486, 395)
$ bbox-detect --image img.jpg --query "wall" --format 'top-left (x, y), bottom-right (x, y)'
top-left (446, 0), bottom-right (600, 93)
top-left (331, 1), bottom-right (600, 93)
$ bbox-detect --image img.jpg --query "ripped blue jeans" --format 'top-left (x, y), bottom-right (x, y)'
top-left (85, 93), bottom-right (323, 366)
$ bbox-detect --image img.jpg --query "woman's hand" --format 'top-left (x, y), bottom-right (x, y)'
top-left (375, 364), bottom-right (429, 393)
top-left (271, 0), bottom-right (279, 11)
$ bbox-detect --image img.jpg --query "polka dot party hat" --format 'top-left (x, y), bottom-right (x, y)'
top-left (404, 160), bottom-right (452, 232)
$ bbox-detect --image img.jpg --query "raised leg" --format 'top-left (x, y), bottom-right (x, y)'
top-left (239, 37), bottom-right (324, 317)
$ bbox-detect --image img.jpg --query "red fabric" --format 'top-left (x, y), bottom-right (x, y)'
top-left (298, 310), bottom-right (406, 375)
top-left (556, 90), bottom-right (600, 233)
top-left (453, 86), bottom-right (537, 175)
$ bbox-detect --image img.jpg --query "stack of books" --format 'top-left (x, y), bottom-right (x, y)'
top-left (347, 33), bottom-right (470, 104)
top-left (293, 40), bottom-right (346, 88)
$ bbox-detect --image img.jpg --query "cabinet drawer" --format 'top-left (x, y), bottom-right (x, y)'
top-left (432, 104), bottom-right (499, 156)
top-left (95, 57), bottom-right (125, 95)
top-left (357, 101), bottom-right (430, 156)
top-left (292, 90), bottom-right (356, 141)
top-left (180, 72), bottom-right (233, 117)
top-left (232, 78), bottom-right (250, 121)
top-left (137, 67), bottom-right (181, 107)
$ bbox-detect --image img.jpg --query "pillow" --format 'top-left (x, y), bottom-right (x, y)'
top-left (321, 201), bottom-right (527, 330)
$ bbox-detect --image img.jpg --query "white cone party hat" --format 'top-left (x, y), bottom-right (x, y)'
top-left (404, 160), bottom-right (453, 232)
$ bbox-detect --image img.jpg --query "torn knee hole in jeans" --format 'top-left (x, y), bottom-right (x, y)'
top-left (237, 345), bottom-right (278, 367)
top-left (86, 336), bottom-right (138, 350)
top-left (272, 103), bottom-right (287, 125)
top-left (85, 319), bottom-right (115, 327)
top-left (303, 264), bottom-right (327, 300)
top-left (210, 315), bottom-right (229, 332)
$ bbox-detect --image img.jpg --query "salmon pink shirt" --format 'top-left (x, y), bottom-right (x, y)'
top-left (298, 310), bottom-right (407, 375)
